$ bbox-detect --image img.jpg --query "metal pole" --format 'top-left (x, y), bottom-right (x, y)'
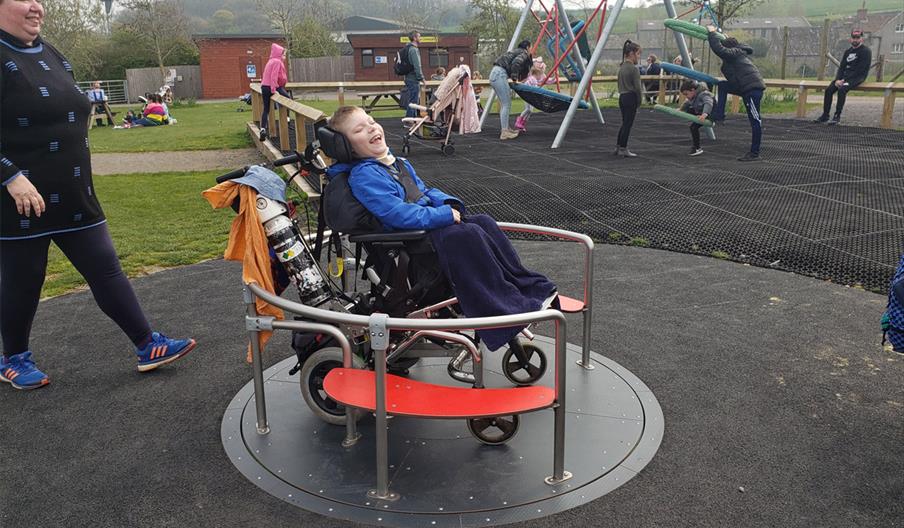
top-left (479, 0), bottom-right (536, 129)
top-left (555, 0), bottom-right (605, 125)
top-left (244, 285), bottom-right (270, 435)
top-left (663, 0), bottom-right (715, 140)
top-left (551, 0), bottom-right (626, 149)
top-left (578, 241), bottom-right (595, 369)
top-left (366, 314), bottom-right (399, 501)
top-left (545, 317), bottom-right (572, 484)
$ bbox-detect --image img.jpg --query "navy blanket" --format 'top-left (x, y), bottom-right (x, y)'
top-left (429, 214), bottom-right (557, 351)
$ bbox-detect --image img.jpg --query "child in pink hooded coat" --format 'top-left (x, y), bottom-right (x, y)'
top-left (259, 43), bottom-right (290, 141)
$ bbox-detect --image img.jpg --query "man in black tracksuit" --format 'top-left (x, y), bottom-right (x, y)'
top-left (706, 26), bottom-right (766, 162)
top-left (815, 29), bottom-right (872, 125)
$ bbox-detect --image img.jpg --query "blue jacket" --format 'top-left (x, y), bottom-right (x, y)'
top-left (326, 157), bottom-right (463, 231)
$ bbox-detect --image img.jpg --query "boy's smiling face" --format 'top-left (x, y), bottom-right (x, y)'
top-left (338, 108), bottom-right (388, 159)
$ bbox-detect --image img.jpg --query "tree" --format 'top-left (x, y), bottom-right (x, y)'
top-left (40, 0), bottom-right (105, 79)
top-left (462, 0), bottom-right (534, 69)
top-left (210, 9), bottom-right (239, 34)
top-left (291, 17), bottom-right (340, 58)
top-left (257, 0), bottom-right (347, 76)
top-left (710, 0), bottom-right (767, 29)
top-left (119, 0), bottom-right (194, 83)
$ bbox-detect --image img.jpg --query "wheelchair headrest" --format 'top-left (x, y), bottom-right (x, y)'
top-left (315, 125), bottom-right (354, 164)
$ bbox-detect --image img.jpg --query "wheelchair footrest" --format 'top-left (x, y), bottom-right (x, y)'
top-left (323, 369), bottom-right (555, 418)
top-left (557, 295), bottom-right (585, 313)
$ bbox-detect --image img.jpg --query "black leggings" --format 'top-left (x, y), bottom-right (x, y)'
top-left (0, 223), bottom-right (151, 357)
top-left (260, 85), bottom-right (291, 131)
top-left (617, 92), bottom-right (639, 148)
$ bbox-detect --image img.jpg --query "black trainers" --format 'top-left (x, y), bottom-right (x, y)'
top-left (737, 152), bottom-right (761, 162)
top-left (690, 147), bottom-right (704, 156)
top-left (259, 128), bottom-right (268, 141)
top-left (827, 116), bottom-right (841, 126)
top-left (813, 114), bottom-right (830, 123)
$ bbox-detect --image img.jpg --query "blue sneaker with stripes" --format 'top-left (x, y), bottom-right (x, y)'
top-left (0, 351), bottom-right (50, 390)
top-left (136, 332), bottom-right (196, 372)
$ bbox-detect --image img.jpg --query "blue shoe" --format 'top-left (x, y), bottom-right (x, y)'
top-left (0, 351), bottom-right (50, 390)
top-left (136, 332), bottom-right (196, 372)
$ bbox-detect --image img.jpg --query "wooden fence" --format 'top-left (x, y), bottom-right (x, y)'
top-left (125, 65), bottom-right (202, 102)
top-left (289, 56), bottom-right (355, 83)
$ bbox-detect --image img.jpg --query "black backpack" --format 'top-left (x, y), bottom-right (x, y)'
top-left (394, 43), bottom-right (414, 76)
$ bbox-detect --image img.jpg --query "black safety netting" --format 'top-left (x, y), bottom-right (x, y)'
top-left (374, 109), bottom-right (904, 293)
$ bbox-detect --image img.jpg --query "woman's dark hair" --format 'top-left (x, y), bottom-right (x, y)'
top-left (517, 39), bottom-right (531, 50)
top-left (622, 39), bottom-right (641, 58)
top-left (723, 37), bottom-right (739, 48)
top-left (679, 79), bottom-right (698, 92)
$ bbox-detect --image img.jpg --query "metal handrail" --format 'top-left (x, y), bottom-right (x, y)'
top-left (497, 222), bottom-right (596, 368)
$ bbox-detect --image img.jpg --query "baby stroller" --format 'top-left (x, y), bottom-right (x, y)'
top-left (212, 130), bottom-right (549, 443)
top-left (401, 65), bottom-right (479, 156)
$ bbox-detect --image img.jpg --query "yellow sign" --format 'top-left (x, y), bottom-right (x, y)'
top-left (400, 35), bottom-right (438, 43)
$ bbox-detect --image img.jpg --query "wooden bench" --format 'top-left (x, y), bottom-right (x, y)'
top-left (88, 102), bottom-right (117, 129)
top-left (765, 79), bottom-right (903, 129)
top-left (359, 90), bottom-right (402, 113)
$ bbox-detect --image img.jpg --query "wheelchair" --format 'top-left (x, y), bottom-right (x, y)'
top-left (217, 128), bottom-right (549, 442)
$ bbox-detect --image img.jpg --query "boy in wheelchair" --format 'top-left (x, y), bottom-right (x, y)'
top-left (321, 106), bottom-right (558, 354)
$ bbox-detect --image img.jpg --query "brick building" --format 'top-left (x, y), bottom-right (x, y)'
top-left (347, 33), bottom-right (476, 81)
top-left (194, 34), bottom-right (286, 99)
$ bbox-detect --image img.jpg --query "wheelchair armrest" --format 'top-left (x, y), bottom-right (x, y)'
top-left (348, 230), bottom-right (429, 244)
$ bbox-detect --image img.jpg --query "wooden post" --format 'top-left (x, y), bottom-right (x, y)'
top-left (730, 94), bottom-right (740, 114)
top-left (278, 104), bottom-right (290, 151)
top-left (252, 89), bottom-right (262, 124)
top-left (268, 99), bottom-right (277, 137)
top-left (796, 83), bottom-right (808, 118)
top-left (294, 114), bottom-right (307, 152)
top-left (875, 54), bottom-right (884, 82)
top-left (337, 84), bottom-right (345, 106)
top-left (880, 85), bottom-right (896, 129)
top-left (658, 71), bottom-right (666, 102)
top-left (781, 26), bottom-right (789, 80)
top-left (818, 19), bottom-right (829, 81)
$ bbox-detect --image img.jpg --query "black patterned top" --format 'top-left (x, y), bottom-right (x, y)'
top-left (1, 30), bottom-right (104, 239)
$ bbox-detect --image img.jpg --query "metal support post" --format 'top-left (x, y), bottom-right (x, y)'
top-left (552, 0), bottom-right (626, 148)
top-left (244, 285), bottom-right (270, 435)
top-left (545, 316), bottom-right (572, 484)
top-left (479, 0), bottom-right (536, 129)
top-left (578, 241), bottom-right (595, 369)
top-left (663, 0), bottom-right (715, 140)
top-left (366, 313), bottom-right (399, 502)
top-left (555, 0), bottom-right (605, 125)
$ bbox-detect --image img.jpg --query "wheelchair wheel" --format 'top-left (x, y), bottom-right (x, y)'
top-left (501, 342), bottom-right (547, 386)
top-left (441, 143), bottom-right (455, 156)
top-left (300, 347), bottom-right (364, 426)
top-left (467, 415), bottom-right (519, 446)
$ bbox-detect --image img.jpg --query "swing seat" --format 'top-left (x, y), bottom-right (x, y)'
top-left (511, 83), bottom-right (589, 113)
top-left (663, 18), bottom-right (726, 41)
top-left (653, 104), bottom-right (714, 128)
top-left (660, 62), bottom-right (720, 86)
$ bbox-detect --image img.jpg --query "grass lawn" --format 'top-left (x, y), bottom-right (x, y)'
top-left (42, 170), bottom-right (234, 298)
top-left (88, 102), bottom-right (252, 153)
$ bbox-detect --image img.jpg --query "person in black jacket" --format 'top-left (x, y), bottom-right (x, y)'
top-left (488, 40), bottom-right (533, 140)
top-left (643, 54), bottom-right (661, 104)
top-left (0, 0), bottom-right (195, 389)
top-left (706, 26), bottom-right (766, 162)
top-left (814, 30), bottom-right (872, 125)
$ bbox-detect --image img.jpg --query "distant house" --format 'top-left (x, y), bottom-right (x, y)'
top-left (347, 32), bottom-right (475, 82)
top-left (723, 17), bottom-right (811, 41)
top-left (334, 15), bottom-right (436, 55)
top-left (193, 34), bottom-right (286, 99)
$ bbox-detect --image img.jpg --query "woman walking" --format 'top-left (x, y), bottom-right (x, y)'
top-left (1, 0), bottom-right (195, 389)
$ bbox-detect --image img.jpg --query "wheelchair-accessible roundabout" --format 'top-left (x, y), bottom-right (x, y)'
top-left (222, 334), bottom-right (663, 527)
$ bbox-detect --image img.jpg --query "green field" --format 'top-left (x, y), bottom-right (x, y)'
top-left (88, 101), bottom-right (252, 153)
top-left (42, 171), bottom-right (233, 298)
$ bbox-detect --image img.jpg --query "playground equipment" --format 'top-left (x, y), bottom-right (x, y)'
top-left (512, 82), bottom-right (590, 112)
top-left (663, 18), bottom-right (726, 42)
top-left (660, 62), bottom-right (720, 86)
top-left (654, 104), bottom-right (714, 127)
top-left (661, 0), bottom-right (718, 141)
top-left (480, 0), bottom-right (630, 148)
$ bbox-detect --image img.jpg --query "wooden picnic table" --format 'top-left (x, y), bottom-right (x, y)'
top-left (359, 90), bottom-right (402, 113)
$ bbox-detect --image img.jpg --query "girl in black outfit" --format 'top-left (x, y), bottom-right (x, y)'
top-left (0, 0), bottom-right (194, 389)
top-left (615, 40), bottom-right (643, 158)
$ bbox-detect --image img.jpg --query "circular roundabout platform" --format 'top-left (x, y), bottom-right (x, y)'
top-left (222, 336), bottom-right (664, 527)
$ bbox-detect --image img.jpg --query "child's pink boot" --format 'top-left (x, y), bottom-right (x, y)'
top-left (514, 115), bottom-right (526, 131)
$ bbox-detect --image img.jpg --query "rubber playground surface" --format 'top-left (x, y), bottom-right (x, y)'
top-left (386, 109), bottom-right (903, 293)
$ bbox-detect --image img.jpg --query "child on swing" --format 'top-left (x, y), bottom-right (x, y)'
top-left (679, 79), bottom-right (714, 157)
top-left (514, 61), bottom-right (553, 133)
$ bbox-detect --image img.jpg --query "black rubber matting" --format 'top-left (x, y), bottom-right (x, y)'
top-left (365, 110), bottom-right (904, 293)
top-left (222, 336), bottom-right (663, 527)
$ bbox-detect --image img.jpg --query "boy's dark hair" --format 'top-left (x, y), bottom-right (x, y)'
top-left (622, 39), bottom-right (641, 58)
top-left (517, 39), bottom-right (531, 50)
top-left (679, 80), bottom-right (698, 92)
top-left (723, 37), bottom-right (739, 48)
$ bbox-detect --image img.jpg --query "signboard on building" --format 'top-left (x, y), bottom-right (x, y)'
top-left (246, 64), bottom-right (257, 78)
top-left (401, 35), bottom-right (438, 43)
top-left (375, 56), bottom-right (387, 64)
